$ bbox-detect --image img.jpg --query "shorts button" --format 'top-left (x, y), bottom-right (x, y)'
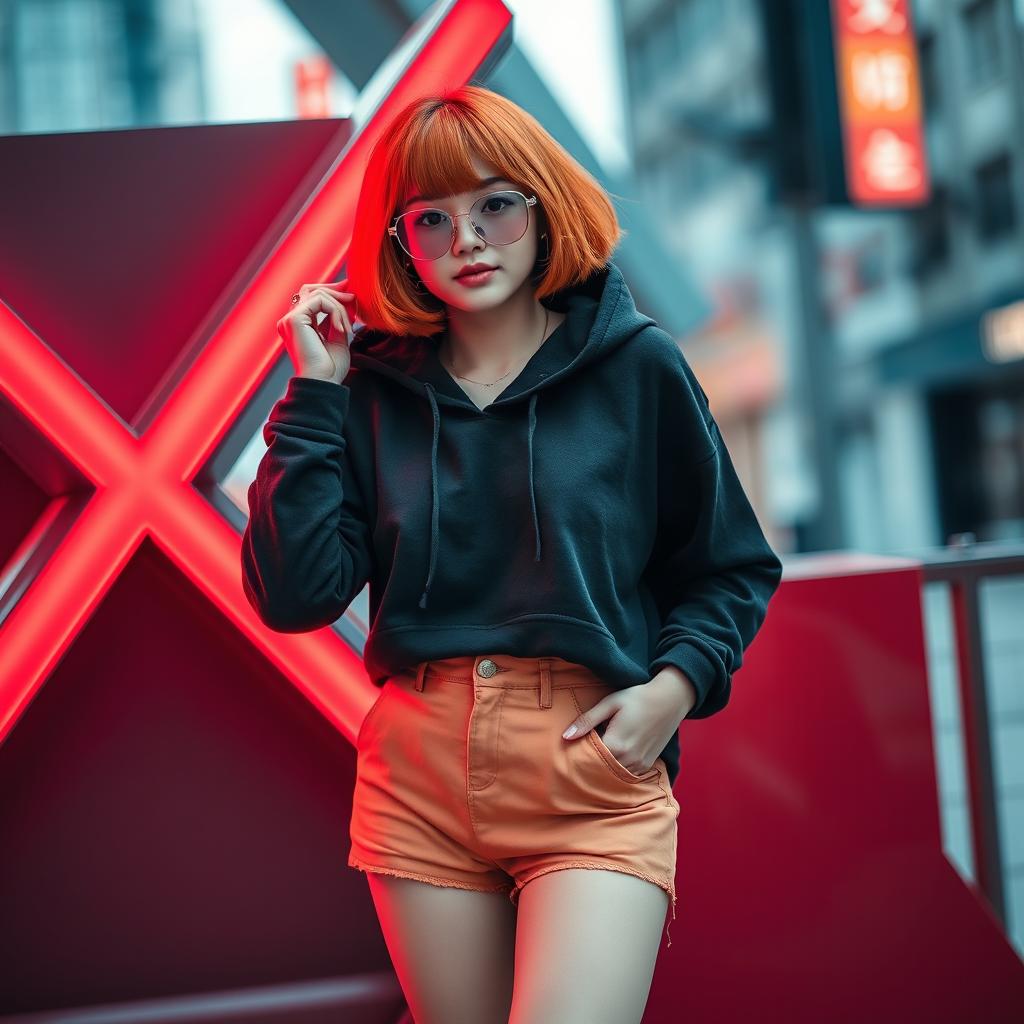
top-left (477, 659), bottom-right (498, 678)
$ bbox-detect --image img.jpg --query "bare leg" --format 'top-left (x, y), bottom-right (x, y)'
top-left (364, 872), bottom-right (518, 1024)
top-left (509, 868), bottom-right (669, 1024)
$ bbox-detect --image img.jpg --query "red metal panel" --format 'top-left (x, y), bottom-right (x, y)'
top-left (647, 554), bottom-right (1024, 1022)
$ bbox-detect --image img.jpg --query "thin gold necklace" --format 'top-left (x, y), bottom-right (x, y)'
top-left (442, 307), bottom-right (550, 387)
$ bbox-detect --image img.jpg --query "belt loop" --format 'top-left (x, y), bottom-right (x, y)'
top-left (415, 661), bottom-right (428, 692)
top-left (538, 658), bottom-right (552, 709)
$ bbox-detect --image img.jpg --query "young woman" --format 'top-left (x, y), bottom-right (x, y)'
top-left (242, 85), bottom-right (783, 1024)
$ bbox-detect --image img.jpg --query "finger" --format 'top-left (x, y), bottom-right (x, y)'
top-left (564, 695), bottom-right (621, 741)
top-left (315, 281), bottom-right (361, 322)
top-left (563, 707), bottom-right (596, 740)
top-left (294, 286), bottom-right (353, 313)
top-left (311, 288), bottom-right (356, 315)
top-left (295, 293), bottom-right (335, 342)
top-left (291, 292), bottom-right (348, 325)
top-left (299, 282), bottom-right (353, 296)
top-left (313, 290), bottom-right (352, 341)
top-left (316, 288), bottom-right (352, 336)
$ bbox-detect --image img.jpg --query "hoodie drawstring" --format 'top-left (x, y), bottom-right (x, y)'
top-left (418, 384), bottom-right (543, 610)
top-left (527, 392), bottom-right (541, 562)
top-left (418, 383), bottom-right (442, 609)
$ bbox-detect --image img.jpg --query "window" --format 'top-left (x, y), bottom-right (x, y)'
top-left (916, 32), bottom-right (940, 117)
top-left (640, 7), bottom-right (678, 91)
top-left (657, 149), bottom-right (679, 208)
top-left (626, 46), bottom-right (648, 97)
top-left (907, 183), bottom-right (951, 277)
top-left (854, 237), bottom-right (886, 293)
top-left (962, 0), bottom-right (1002, 90)
top-left (974, 153), bottom-right (1017, 241)
top-left (676, 0), bottom-right (720, 62)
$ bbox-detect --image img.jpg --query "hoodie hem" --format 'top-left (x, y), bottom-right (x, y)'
top-left (370, 612), bottom-right (619, 641)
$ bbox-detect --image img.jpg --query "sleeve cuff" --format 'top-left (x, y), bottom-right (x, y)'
top-left (649, 641), bottom-right (724, 718)
top-left (270, 375), bottom-right (351, 432)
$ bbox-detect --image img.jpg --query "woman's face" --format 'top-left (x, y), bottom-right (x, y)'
top-left (397, 155), bottom-right (541, 314)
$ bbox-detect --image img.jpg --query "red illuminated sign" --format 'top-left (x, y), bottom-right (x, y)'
top-left (296, 55), bottom-right (333, 119)
top-left (831, 0), bottom-right (931, 205)
top-left (0, 0), bottom-right (513, 749)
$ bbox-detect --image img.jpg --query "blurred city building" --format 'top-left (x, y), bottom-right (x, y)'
top-left (868, 0), bottom-right (1024, 550)
top-left (0, 0), bottom-right (206, 132)
top-left (616, 0), bottom-right (1024, 556)
top-left (615, 0), bottom-right (809, 555)
top-left (616, 0), bottom-right (1024, 957)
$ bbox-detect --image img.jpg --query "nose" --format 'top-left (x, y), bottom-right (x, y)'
top-left (451, 211), bottom-right (485, 255)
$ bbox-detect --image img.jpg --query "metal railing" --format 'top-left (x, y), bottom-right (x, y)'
top-left (914, 538), bottom-right (1024, 931)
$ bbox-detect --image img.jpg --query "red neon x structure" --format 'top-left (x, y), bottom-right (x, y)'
top-left (0, 0), bottom-right (513, 750)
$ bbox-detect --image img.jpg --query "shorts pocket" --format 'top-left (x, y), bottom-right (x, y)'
top-left (356, 680), bottom-right (391, 749)
top-left (569, 687), bottom-right (661, 785)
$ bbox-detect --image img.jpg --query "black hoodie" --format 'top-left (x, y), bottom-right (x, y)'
top-left (241, 260), bottom-right (783, 786)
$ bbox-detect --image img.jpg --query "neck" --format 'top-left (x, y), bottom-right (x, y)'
top-left (442, 293), bottom-right (557, 377)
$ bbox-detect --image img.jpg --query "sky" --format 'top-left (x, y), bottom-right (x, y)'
top-left (195, 0), bottom-right (629, 176)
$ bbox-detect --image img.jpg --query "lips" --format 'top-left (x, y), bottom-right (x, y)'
top-left (455, 263), bottom-right (496, 278)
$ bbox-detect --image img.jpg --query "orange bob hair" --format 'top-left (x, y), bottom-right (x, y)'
top-left (346, 85), bottom-right (625, 338)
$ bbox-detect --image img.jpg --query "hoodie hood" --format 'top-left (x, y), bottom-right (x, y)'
top-left (347, 260), bottom-right (656, 610)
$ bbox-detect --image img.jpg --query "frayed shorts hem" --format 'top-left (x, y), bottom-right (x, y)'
top-left (348, 854), bottom-right (677, 949)
top-left (511, 860), bottom-right (677, 948)
top-left (512, 860), bottom-right (675, 910)
top-left (347, 855), bottom-right (514, 898)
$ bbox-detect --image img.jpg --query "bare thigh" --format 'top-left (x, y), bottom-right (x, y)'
top-left (365, 873), bottom-right (518, 1024)
top-left (508, 868), bottom-right (669, 1024)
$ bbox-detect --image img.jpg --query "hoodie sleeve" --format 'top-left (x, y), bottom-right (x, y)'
top-left (643, 342), bottom-right (784, 718)
top-left (240, 374), bottom-right (374, 632)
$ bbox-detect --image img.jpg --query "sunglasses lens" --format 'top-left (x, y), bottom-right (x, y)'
top-left (468, 191), bottom-right (530, 248)
top-left (397, 191), bottom-right (530, 260)
top-left (397, 208), bottom-right (450, 261)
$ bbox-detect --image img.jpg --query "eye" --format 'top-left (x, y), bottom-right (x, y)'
top-left (481, 195), bottom-right (513, 214)
top-left (412, 210), bottom-right (447, 228)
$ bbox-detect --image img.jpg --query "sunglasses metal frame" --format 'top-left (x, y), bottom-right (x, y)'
top-left (388, 189), bottom-right (538, 261)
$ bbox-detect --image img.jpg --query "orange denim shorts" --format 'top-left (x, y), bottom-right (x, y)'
top-left (348, 653), bottom-right (680, 948)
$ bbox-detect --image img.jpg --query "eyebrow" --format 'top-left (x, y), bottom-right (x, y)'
top-left (403, 176), bottom-right (514, 207)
